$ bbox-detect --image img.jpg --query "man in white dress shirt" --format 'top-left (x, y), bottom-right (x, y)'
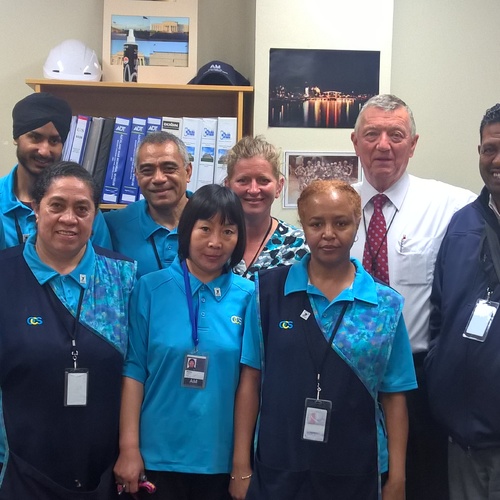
top-left (350, 94), bottom-right (476, 500)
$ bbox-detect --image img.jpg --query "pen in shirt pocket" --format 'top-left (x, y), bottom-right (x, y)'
top-left (399, 235), bottom-right (407, 252)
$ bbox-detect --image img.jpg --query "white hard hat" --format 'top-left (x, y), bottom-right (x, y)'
top-left (43, 39), bottom-right (102, 82)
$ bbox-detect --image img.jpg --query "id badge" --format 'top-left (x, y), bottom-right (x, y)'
top-left (181, 354), bottom-right (208, 389)
top-left (64, 368), bottom-right (89, 406)
top-left (463, 299), bottom-right (499, 342)
top-left (302, 398), bottom-right (332, 443)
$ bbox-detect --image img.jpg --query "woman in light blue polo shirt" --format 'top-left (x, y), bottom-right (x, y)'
top-left (114, 184), bottom-right (255, 500)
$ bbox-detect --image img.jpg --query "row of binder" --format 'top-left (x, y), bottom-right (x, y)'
top-left (62, 115), bottom-right (238, 204)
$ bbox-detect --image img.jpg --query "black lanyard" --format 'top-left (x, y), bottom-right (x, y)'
top-left (14, 214), bottom-right (29, 245)
top-left (149, 235), bottom-right (163, 270)
top-left (242, 218), bottom-right (274, 279)
top-left (45, 284), bottom-right (85, 368)
top-left (181, 260), bottom-right (199, 351)
top-left (304, 300), bottom-right (348, 400)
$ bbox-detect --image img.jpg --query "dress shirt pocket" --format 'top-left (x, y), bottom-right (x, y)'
top-left (393, 236), bottom-right (439, 285)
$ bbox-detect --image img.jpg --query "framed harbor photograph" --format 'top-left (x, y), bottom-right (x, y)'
top-left (284, 151), bottom-right (360, 208)
top-left (269, 49), bottom-right (380, 129)
top-left (102, 0), bottom-right (198, 83)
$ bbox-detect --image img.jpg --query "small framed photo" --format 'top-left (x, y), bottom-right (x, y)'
top-left (102, 0), bottom-right (198, 84)
top-left (284, 152), bottom-right (360, 208)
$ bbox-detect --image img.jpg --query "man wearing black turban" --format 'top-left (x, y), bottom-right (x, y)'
top-left (0, 92), bottom-right (111, 248)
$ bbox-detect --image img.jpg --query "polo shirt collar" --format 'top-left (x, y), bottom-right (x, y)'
top-left (138, 199), bottom-right (171, 239)
top-left (0, 166), bottom-right (31, 215)
top-left (23, 233), bottom-right (95, 289)
top-left (139, 193), bottom-right (191, 240)
top-left (284, 254), bottom-right (378, 305)
top-left (170, 256), bottom-right (233, 302)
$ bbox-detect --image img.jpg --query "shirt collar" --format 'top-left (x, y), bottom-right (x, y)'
top-left (0, 166), bottom-right (31, 215)
top-left (170, 256), bottom-right (233, 301)
top-left (139, 195), bottom-right (191, 239)
top-left (138, 199), bottom-right (171, 239)
top-left (23, 233), bottom-right (95, 288)
top-left (360, 172), bottom-right (410, 212)
top-left (284, 254), bottom-right (378, 305)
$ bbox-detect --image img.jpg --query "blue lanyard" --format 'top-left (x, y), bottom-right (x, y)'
top-left (181, 260), bottom-right (199, 350)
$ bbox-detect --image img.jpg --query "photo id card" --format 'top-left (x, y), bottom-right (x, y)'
top-left (64, 368), bottom-right (89, 406)
top-left (302, 398), bottom-right (332, 443)
top-left (463, 299), bottom-right (499, 342)
top-left (182, 354), bottom-right (208, 389)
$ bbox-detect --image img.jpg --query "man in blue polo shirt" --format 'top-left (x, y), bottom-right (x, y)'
top-left (0, 92), bottom-right (111, 248)
top-left (104, 131), bottom-right (192, 277)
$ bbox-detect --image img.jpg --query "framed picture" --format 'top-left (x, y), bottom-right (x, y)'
top-left (269, 48), bottom-right (380, 128)
top-left (102, 0), bottom-right (198, 84)
top-left (284, 151), bottom-right (360, 208)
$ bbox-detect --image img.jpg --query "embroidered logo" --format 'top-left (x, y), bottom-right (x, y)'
top-left (27, 316), bottom-right (43, 325)
top-left (279, 320), bottom-right (294, 330)
top-left (231, 315), bottom-right (242, 325)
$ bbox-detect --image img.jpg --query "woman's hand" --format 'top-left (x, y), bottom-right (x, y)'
top-left (113, 447), bottom-right (144, 495)
top-left (382, 476), bottom-right (405, 500)
top-left (229, 470), bottom-right (253, 500)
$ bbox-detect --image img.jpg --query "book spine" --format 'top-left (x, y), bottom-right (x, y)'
top-left (119, 117), bottom-right (147, 204)
top-left (69, 115), bottom-right (91, 164)
top-left (93, 118), bottom-right (116, 199)
top-left (81, 117), bottom-right (105, 175)
top-left (181, 117), bottom-right (202, 193)
top-left (196, 118), bottom-right (217, 190)
top-left (161, 116), bottom-right (183, 138)
top-left (62, 116), bottom-right (77, 161)
top-left (214, 117), bottom-right (237, 185)
top-left (101, 117), bottom-right (132, 204)
top-left (146, 116), bottom-right (162, 134)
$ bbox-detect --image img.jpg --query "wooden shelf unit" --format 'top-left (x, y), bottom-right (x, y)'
top-left (26, 79), bottom-right (254, 140)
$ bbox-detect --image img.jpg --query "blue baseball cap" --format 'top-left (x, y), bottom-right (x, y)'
top-left (188, 60), bottom-right (250, 86)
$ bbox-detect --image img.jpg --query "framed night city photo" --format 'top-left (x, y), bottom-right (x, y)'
top-left (284, 151), bottom-right (360, 208)
top-left (269, 48), bottom-right (380, 128)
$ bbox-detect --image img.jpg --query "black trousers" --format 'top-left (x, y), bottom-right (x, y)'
top-left (405, 354), bottom-right (449, 500)
top-left (133, 471), bottom-right (231, 500)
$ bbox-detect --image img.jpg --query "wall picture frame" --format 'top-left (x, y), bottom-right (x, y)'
top-left (269, 48), bottom-right (380, 129)
top-left (284, 151), bottom-right (360, 208)
top-left (102, 0), bottom-right (198, 84)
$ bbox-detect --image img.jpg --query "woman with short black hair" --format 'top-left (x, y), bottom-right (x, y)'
top-left (114, 184), bottom-right (256, 500)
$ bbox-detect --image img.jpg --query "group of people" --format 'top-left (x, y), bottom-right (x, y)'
top-left (0, 89), bottom-right (498, 500)
top-left (293, 157), bottom-right (356, 192)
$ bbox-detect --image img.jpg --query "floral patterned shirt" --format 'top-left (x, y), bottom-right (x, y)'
top-left (234, 219), bottom-right (309, 280)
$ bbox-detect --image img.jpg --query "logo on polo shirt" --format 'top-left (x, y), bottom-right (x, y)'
top-left (27, 316), bottom-right (43, 325)
top-left (279, 320), bottom-right (294, 330)
top-left (231, 315), bottom-right (242, 325)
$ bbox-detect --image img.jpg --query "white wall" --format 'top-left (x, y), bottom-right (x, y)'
top-left (198, 0), bottom-right (255, 82)
top-left (391, 0), bottom-right (500, 195)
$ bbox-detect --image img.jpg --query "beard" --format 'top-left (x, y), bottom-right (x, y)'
top-left (16, 147), bottom-right (60, 178)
